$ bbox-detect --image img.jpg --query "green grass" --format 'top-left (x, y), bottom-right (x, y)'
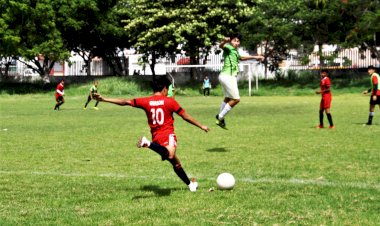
top-left (0, 73), bottom-right (369, 97)
top-left (0, 91), bottom-right (379, 225)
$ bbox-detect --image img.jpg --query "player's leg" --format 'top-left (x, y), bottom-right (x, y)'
top-left (325, 97), bottom-right (334, 128)
top-left (218, 98), bottom-right (239, 120)
top-left (54, 99), bottom-right (59, 110)
top-left (59, 97), bottom-right (65, 108)
top-left (325, 108), bottom-right (334, 128)
top-left (55, 96), bottom-right (64, 110)
top-left (167, 154), bottom-right (197, 191)
top-left (216, 76), bottom-right (240, 127)
top-left (366, 104), bottom-right (375, 125)
top-left (318, 109), bottom-right (324, 128)
top-left (366, 95), bottom-right (378, 125)
top-left (317, 98), bottom-right (325, 128)
top-left (136, 135), bottom-right (197, 191)
top-left (217, 76), bottom-right (240, 124)
top-left (84, 95), bottom-right (91, 109)
top-left (136, 136), bottom-right (169, 160)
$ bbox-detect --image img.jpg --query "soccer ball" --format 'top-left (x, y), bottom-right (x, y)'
top-left (216, 172), bottom-right (235, 190)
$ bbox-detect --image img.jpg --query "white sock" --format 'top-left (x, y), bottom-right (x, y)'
top-left (219, 102), bottom-right (226, 113)
top-left (370, 112), bottom-right (374, 116)
top-left (219, 103), bottom-right (232, 120)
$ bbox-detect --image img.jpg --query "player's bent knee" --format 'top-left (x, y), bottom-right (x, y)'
top-left (173, 163), bottom-right (182, 170)
top-left (160, 151), bottom-right (169, 161)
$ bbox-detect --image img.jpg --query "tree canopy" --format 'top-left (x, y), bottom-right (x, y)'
top-left (0, 0), bottom-right (379, 78)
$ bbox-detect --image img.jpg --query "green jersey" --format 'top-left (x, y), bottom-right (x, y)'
top-left (90, 85), bottom-right (98, 95)
top-left (220, 43), bottom-right (240, 76)
top-left (167, 84), bottom-right (174, 97)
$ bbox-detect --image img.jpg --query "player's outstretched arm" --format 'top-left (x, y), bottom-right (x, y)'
top-left (363, 89), bottom-right (370, 95)
top-left (93, 94), bottom-right (131, 106)
top-left (219, 37), bottom-right (230, 49)
top-left (180, 112), bottom-right (209, 132)
top-left (240, 55), bottom-right (264, 61)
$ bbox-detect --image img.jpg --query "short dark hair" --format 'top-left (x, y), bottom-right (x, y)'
top-left (320, 69), bottom-right (329, 74)
top-left (368, 65), bottom-right (376, 70)
top-left (229, 33), bottom-right (242, 41)
top-left (151, 76), bottom-right (172, 92)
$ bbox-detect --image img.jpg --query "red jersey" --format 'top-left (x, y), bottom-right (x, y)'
top-left (320, 77), bottom-right (331, 98)
top-left (371, 73), bottom-right (380, 95)
top-left (131, 95), bottom-right (185, 139)
top-left (55, 82), bottom-right (64, 98)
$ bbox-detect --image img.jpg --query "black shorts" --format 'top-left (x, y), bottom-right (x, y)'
top-left (56, 96), bottom-right (64, 102)
top-left (369, 96), bottom-right (380, 105)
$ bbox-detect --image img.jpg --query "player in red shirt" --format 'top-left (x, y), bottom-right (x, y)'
top-left (54, 79), bottom-right (65, 111)
top-left (362, 65), bottom-right (380, 125)
top-left (94, 76), bottom-right (209, 192)
top-left (315, 69), bottom-right (334, 128)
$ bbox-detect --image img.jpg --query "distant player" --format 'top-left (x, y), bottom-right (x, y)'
top-left (362, 65), bottom-right (380, 125)
top-left (216, 33), bottom-right (264, 128)
top-left (54, 79), bottom-right (65, 111)
top-left (84, 80), bottom-right (100, 110)
top-left (167, 83), bottom-right (175, 98)
top-left (94, 76), bottom-right (209, 192)
top-left (203, 76), bottom-right (211, 96)
top-left (315, 69), bottom-right (334, 128)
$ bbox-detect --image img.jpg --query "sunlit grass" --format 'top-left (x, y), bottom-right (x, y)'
top-left (0, 93), bottom-right (379, 225)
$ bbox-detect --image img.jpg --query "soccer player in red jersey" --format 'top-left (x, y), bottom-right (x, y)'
top-left (94, 76), bottom-right (209, 192)
top-left (315, 69), bottom-right (334, 128)
top-left (362, 65), bottom-right (380, 125)
top-left (54, 79), bottom-right (65, 111)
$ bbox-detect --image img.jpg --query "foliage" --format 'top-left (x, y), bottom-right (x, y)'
top-left (0, 0), bottom-right (128, 77)
top-left (53, 0), bottom-right (130, 76)
top-left (238, 0), bottom-right (303, 77)
top-left (341, 0), bottom-right (380, 61)
top-left (0, 0), bottom-right (70, 77)
top-left (0, 0), bottom-right (379, 79)
top-left (121, 0), bottom-right (257, 76)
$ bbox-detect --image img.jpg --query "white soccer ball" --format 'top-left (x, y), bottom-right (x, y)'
top-left (216, 172), bottom-right (235, 190)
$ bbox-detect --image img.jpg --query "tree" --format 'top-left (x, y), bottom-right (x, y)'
top-left (238, 0), bottom-right (303, 77)
top-left (0, 0), bottom-right (70, 79)
top-left (122, 0), bottom-right (256, 78)
top-left (53, 0), bottom-right (130, 76)
top-left (294, 0), bottom-right (358, 66)
top-left (342, 0), bottom-right (380, 61)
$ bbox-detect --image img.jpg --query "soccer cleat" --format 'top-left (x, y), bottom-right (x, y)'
top-left (188, 178), bottom-right (198, 192)
top-left (93, 107), bottom-right (99, 110)
top-left (83, 107), bottom-right (87, 110)
top-left (316, 125), bottom-right (324, 129)
top-left (136, 136), bottom-right (150, 148)
top-left (329, 126), bottom-right (335, 129)
top-left (215, 115), bottom-right (226, 128)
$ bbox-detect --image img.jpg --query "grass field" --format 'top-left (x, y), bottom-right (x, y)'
top-left (0, 91), bottom-right (379, 225)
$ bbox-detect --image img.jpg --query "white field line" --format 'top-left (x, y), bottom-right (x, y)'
top-left (0, 170), bottom-right (379, 191)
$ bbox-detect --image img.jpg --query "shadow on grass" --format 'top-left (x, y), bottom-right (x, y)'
top-left (132, 185), bottom-right (179, 200)
top-left (353, 122), bottom-right (376, 126)
top-left (207, 147), bottom-right (228, 152)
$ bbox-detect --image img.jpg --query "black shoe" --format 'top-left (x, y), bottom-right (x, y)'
top-left (216, 115), bottom-right (226, 128)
